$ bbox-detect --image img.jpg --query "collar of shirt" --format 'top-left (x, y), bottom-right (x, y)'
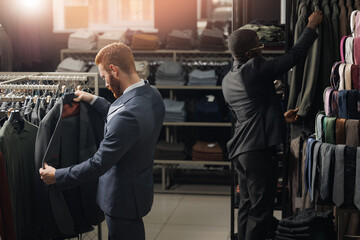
top-left (123, 79), bottom-right (145, 95)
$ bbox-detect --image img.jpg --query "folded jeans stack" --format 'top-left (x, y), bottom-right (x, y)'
top-left (131, 34), bottom-right (159, 50)
top-left (56, 57), bottom-right (87, 72)
top-left (166, 29), bottom-right (195, 50)
top-left (155, 61), bottom-right (186, 86)
top-left (276, 209), bottom-right (335, 240)
top-left (192, 141), bottom-right (223, 161)
top-left (68, 30), bottom-right (97, 50)
top-left (198, 28), bottom-right (226, 51)
top-left (188, 69), bottom-right (217, 86)
top-left (155, 140), bottom-right (186, 160)
top-left (163, 98), bottom-right (186, 122)
top-left (97, 31), bottom-right (126, 49)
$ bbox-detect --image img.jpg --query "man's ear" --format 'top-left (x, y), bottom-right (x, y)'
top-left (109, 64), bottom-right (119, 77)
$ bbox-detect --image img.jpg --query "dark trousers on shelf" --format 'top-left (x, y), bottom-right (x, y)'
top-left (235, 147), bottom-right (279, 240)
top-left (105, 214), bottom-right (145, 240)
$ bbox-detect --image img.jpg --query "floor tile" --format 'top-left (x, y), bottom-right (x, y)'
top-left (156, 224), bottom-right (229, 240)
top-left (145, 223), bottom-right (164, 240)
top-left (152, 193), bottom-right (184, 207)
top-left (143, 204), bottom-right (177, 224)
top-left (168, 198), bottom-right (230, 226)
top-left (179, 194), bottom-right (230, 207)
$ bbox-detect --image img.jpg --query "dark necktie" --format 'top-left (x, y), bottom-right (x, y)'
top-left (347, 90), bottom-right (358, 119)
top-left (305, 138), bottom-right (316, 194)
top-left (333, 145), bottom-right (346, 207)
top-left (331, 91), bottom-right (339, 117)
top-left (351, 64), bottom-right (360, 90)
top-left (311, 141), bottom-right (322, 201)
top-left (338, 90), bottom-right (348, 118)
top-left (345, 147), bottom-right (357, 206)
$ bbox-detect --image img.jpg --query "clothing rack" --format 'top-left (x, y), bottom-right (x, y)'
top-left (0, 72), bottom-right (99, 95)
top-left (0, 84), bottom-right (59, 90)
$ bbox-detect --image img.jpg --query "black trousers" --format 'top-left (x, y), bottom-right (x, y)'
top-left (105, 214), bottom-right (145, 240)
top-left (235, 147), bottom-right (278, 240)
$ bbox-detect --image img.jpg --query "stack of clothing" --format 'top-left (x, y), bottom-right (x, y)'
top-left (131, 34), bottom-right (159, 50)
top-left (155, 61), bottom-right (186, 86)
top-left (198, 28), bottom-right (226, 51)
top-left (192, 141), bottom-right (223, 161)
top-left (166, 29), bottom-right (195, 50)
top-left (240, 24), bottom-right (285, 43)
top-left (193, 95), bottom-right (222, 122)
top-left (97, 31), bottom-right (126, 49)
top-left (188, 69), bottom-right (217, 86)
top-left (56, 57), bottom-right (87, 72)
top-left (135, 61), bottom-right (150, 80)
top-left (276, 209), bottom-right (335, 240)
top-left (163, 98), bottom-right (186, 122)
top-left (155, 140), bottom-right (186, 160)
top-left (68, 30), bottom-right (97, 50)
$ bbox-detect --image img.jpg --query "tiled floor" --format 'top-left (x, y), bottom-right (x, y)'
top-left (88, 193), bottom-right (282, 240)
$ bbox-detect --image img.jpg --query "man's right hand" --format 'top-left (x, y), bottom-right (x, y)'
top-left (73, 90), bottom-right (95, 103)
top-left (307, 11), bottom-right (323, 29)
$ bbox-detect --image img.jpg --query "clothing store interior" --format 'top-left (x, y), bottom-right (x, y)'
top-left (1, 0), bottom-right (360, 239)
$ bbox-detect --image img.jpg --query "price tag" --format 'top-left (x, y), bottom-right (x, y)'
top-left (206, 95), bottom-right (215, 102)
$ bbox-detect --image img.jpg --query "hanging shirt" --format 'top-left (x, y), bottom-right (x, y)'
top-left (0, 120), bottom-right (38, 240)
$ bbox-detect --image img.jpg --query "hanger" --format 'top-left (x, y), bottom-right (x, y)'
top-left (8, 109), bottom-right (23, 123)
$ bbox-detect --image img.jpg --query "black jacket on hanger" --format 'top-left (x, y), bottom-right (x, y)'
top-left (34, 97), bottom-right (104, 239)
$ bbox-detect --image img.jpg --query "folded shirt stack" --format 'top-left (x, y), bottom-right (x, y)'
top-left (131, 34), bottom-right (159, 50)
top-left (240, 24), bottom-right (285, 42)
top-left (155, 61), bottom-right (186, 86)
top-left (198, 28), bottom-right (226, 51)
top-left (56, 57), bottom-right (87, 72)
top-left (135, 61), bottom-right (150, 80)
top-left (97, 31), bottom-right (126, 49)
top-left (193, 95), bottom-right (222, 122)
top-left (188, 69), bottom-right (217, 86)
top-left (166, 29), bottom-right (195, 50)
top-left (163, 98), bottom-right (186, 122)
top-left (192, 141), bottom-right (223, 161)
top-left (276, 209), bottom-right (335, 240)
top-left (68, 30), bottom-right (97, 50)
top-left (155, 140), bottom-right (186, 160)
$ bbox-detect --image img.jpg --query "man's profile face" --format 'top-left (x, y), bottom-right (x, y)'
top-left (98, 63), bottom-right (122, 98)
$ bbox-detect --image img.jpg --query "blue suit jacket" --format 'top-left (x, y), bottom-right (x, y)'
top-left (55, 81), bottom-right (165, 219)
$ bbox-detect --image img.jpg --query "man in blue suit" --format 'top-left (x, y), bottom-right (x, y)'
top-left (39, 43), bottom-right (165, 240)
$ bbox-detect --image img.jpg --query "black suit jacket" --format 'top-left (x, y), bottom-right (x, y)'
top-left (222, 27), bottom-right (318, 158)
top-left (34, 98), bottom-right (104, 238)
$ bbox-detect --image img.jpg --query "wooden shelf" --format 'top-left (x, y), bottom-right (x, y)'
top-left (163, 122), bottom-right (231, 127)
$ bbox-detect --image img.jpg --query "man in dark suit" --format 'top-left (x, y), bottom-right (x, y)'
top-left (39, 43), bottom-right (165, 240)
top-left (222, 11), bottom-right (323, 240)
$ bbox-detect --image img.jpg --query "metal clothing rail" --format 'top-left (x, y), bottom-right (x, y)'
top-left (0, 72), bottom-right (99, 96)
top-left (0, 75), bottom-right (88, 85)
top-left (0, 96), bottom-right (26, 102)
top-left (0, 84), bottom-right (59, 90)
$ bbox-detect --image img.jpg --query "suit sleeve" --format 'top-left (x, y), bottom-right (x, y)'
top-left (55, 110), bottom-right (139, 189)
top-left (90, 96), bottom-right (111, 118)
top-left (259, 27), bottom-right (319, 80)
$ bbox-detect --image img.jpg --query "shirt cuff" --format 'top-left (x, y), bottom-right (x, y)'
top-left (89, 95), bottom-right (98, 105)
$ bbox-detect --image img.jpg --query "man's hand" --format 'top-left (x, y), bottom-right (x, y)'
top-left (39, 163), bottom-right (56, 185)
top-left (284, 108), bottom-right (300, 123)
top-left (73, 90), bottom-right (95, 103)
top-left (307, 11), bottom-right (323, 29)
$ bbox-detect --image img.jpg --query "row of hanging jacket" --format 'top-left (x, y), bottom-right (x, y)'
top-left (288, 0), bottom-right (360, 120)
top-left (0, 74), bottom-right (103, 240)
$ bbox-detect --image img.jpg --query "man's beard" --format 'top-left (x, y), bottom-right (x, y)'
top-left (107, 75), bottom-right (122, 99)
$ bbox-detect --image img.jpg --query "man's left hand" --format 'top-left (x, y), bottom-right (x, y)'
top-left (39, 163), bottom-right (56, 185)
top-left (284, 108), bottom-right (300, 123)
